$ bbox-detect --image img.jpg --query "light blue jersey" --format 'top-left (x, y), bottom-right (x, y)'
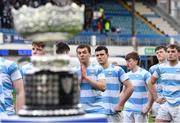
top-left (0, 57), bottom-right (22, 115)
top-left (149, 64), bottom-right (163, 96)
top-left (0, 76), bottom-right (6, 113)
top-left (21, 63), bottom-right (33, 77)
top-left (74, 63), bottom-right (105, 114)
top-left (102, 64), bottom-right (129, 115)
top-left (124, 67), bottom-right (151, 114)
top-left (153, 62), bottom-right (180, 106)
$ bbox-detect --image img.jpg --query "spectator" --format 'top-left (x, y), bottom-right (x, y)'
top-left (92, 19), bottom-right (97, 32)
top-left (98, 6), bottom-right (105, 19)
top-left (97, 18), bottom-right (104, 33)
top-left (104, 19), bottom-right (111, 33)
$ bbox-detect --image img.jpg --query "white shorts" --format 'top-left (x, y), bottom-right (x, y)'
top-left (156, 103), bottom-right (180, 122)
top-left (0, 112), bottom-right (8, 119)
top-left (123, 111), bottom-right (148, 123)
top-left (151, 102), bottom-right (160, 117)
top-left (107, 112), bottom-right (123, 123)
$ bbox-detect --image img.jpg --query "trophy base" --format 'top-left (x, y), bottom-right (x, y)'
top-left (18, 105), bottom-right (85, 117)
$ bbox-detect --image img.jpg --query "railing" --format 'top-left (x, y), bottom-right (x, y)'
top-left (68, 32), bottom-right (173, 46)
top-left (1, 28), bottom-right (179, 46)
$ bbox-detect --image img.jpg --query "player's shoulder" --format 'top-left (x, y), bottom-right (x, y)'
top-left (0, 57), bottom-right (16, 67)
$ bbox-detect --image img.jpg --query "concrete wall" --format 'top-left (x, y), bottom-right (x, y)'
top-left (157, 0), bottom-right (180, 20)
top-left (69, 45), bottom-right (156, 56)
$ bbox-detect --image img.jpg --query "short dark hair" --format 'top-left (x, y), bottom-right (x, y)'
top-left (95, 45), bottom-right (108, 54)
top-left (76, 44), bottom-right (91, 53)
top-left (32, 42), bottom-right (45, 48)
top-left (56, 42), bottom-right (70, 54)
top-left (125, 51), bottom-right (140, 64)
top-left (167, 44), bottom-right (180, 52)
top-left (155, 45), bottom-right (167, 52)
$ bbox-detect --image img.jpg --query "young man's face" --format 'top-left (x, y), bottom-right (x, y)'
top-left (95, 50), bottom-right (108, 65)
top-left (126, 58), bottom-right (137, 70)
top-left (76, 48), bottom-right (91, 64)
top-left (167, 48), bottom-right (179, 61)
top-left (32, 44), bottom-right (46, 56)
top-left (156, 48), bottom-right (167, 62)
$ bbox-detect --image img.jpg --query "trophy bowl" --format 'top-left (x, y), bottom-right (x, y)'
top-left (11, 2), bottom-right (84, 42)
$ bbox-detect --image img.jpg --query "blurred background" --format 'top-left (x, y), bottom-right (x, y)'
top-left (0, 0), bottom-right (180, 70)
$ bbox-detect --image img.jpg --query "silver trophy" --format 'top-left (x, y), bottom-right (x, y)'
top-left (11, 1), bottom-right (85, 117)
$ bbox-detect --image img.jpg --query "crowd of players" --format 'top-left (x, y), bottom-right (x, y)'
top-left (0, 42), bottom-right (179, 123)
